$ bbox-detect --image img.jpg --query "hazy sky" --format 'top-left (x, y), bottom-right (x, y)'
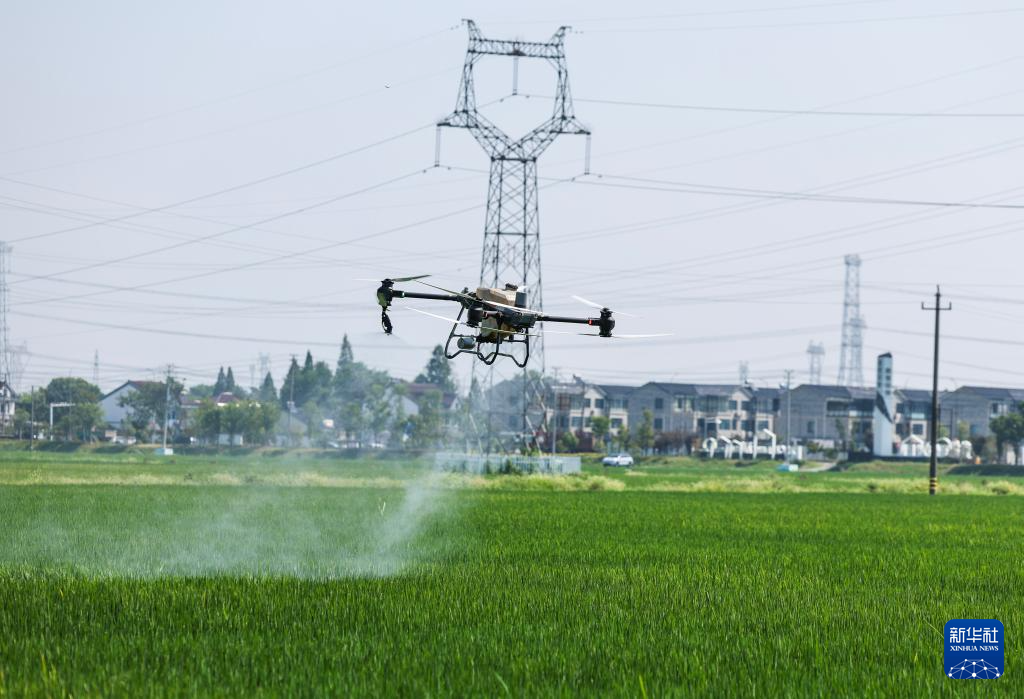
top-left (3, 0), bottom-right (1024, 394)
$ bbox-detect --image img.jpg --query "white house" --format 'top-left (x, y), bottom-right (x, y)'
top-left (99, 380), bottom-right (162, 429)
top-left (0, 380), bottom-right (16, 427)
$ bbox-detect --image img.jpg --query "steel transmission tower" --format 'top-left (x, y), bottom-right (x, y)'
top-left (806, 341), bottom-right (825, 384)
top-left (437, 19), bottom-right (590, 445)
top-left (837, 254), bottom-right (865, 387)
top-left (0, 243), bottom-right (12, 385)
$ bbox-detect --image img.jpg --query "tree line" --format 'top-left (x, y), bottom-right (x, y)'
top-left (11, 337), bottom-right (459, 447)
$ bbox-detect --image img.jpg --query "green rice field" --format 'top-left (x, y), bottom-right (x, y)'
top-left (0, 449), bottom-right (1020, 696)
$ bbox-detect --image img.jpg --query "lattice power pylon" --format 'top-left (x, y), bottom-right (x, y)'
top-left (0, 243), bottom-right (14, 431)
top-left (807, 341), bottom-right (825, 384)
top-left (437, 19), bottom-right (590, 447)
top-left (837, 254), bottom-right (865, 387)
top-left (0, 243), bottom-right (11, 385)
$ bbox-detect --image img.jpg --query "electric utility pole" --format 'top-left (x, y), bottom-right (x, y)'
top-left (287, 354), bottom-right (297, 447)
top-left (921, 287), bottom-right (951, 496)
top-left (784, 370), bottom-right (793, 461)
top-left (161, 364), bottom-right (173, 454)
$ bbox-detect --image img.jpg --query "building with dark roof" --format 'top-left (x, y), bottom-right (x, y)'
top-left (627, 382), bottom-right (777, 443)
top-left (942, 386), bottom-right (1024, 438)
top-left (777, 384), bottom-right (876, 448)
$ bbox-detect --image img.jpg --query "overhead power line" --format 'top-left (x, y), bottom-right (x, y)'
top-left (0, 26), bottom-right (454, 158)
top-left (578, 7), bottom-right (1024, 32)
top-left (13, 190), bottom-right (484, 307)
top-left (10, 168), bottom-right (430, 288)
top-left (11, 309), bottom-right (432, 351)
top-left (482, 0), bottom-right (898, 25)
top-left (580, 173), bottom-right (1024, 210)
top-left (8, 123), bottom-right (435, 245)
top-left (15, 171), bottom-right (575, 309)
top-left (559, 95), bottom-right (1024, 118)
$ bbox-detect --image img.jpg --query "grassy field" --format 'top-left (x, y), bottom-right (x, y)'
top-left (0, 449), bottom-right (1021, 696)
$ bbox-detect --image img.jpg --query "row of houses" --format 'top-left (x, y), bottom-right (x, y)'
top-left (538, 378), bottom-right (1024, 451)
top-left (33, 373), bottom-right (1024, 452)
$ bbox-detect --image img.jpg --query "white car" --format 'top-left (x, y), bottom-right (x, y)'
top-left (602, 453), bottom-right (634, 467)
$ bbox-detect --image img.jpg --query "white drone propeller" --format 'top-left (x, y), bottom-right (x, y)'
top-left (577, 332), bottom-right (673, 339)
top-left (356, 274), bottom-right (432, 282)
top-left (570, 295), bottom-right (639, 318)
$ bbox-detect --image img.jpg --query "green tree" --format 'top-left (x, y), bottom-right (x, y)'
top-left (389, 391), bottom-right (408, 448)
top-left (990, 403), bottom-right (1024, 463)
top-left (365, 376), bottom-right (393, 445)
top-left (617, 425), bottom-right (631, 452)
top-left (258, 372), bottom-right (277, 403)
top-left (224, 367), bottom-right (237, 393)
top-left (635, 409), bottom-right (655, 455)
top-left (220, 402), bottom-right (247, 444)
top-left (194, 400), bottom-right (221, 443)
top-left (257, 401), bottom-right (278, 444)
top-left (415, 345), bottom-right (456, 393)
top-left (118, 378), bottom-right (184, 441)
top-left (338, 334), bottom-right (354, 366)
top-left (408, 389), bottom-right (444, 449)
top-left (557, 430), bottom-right (579, 453)
top-left (339, 401), bottom-right (365, 444)
top-left (331, 339), bottom-right (386, 443)
top-left (299, 352), bottom-right (332, 408)
top-left (280, 351), bottom-right (332, 411)
top-left (188, 384), bottom-right (214, 400)
top-left (45, 377), bottom-right (101, 405)
top-left (14, 388), bottom-right (47, 440)
top-left (212, 367), bottom-right (227, 395)
top-left (44, 378), bottom-right (104, 441)
top-left (281, 357), bottom-right (300, 410)
top-left (590, 415), bottom-right (611, 453)
top-left (58, 404), bottom-right (105, 442)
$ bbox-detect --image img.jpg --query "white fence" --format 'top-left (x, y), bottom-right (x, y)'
top-left (433, 452), bottom-right (582, 475)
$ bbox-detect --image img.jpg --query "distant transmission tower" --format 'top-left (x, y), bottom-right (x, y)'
top-left (807, 341), bottom-right (825, 384)
top-left (0, 243), bottom-right (11, 384)
top-left (0, 243), bottom-right (13, 430)
top-left (437, 19), bottom-right (590, 446)
top-left (739, 361), bottom-right (749, 385)
top-left (93, 350), bottom-right (100, 386)
top-left (257, 353), bottom-right (272, 392)
top-left (837, 254), bottom-right (865, 387)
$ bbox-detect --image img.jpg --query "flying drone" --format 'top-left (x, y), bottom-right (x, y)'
top-left (373, 275), bottom-right (665, 367)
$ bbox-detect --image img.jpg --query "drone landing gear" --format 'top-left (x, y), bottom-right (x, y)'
top-left (443, 312), bottom-right (531, 368)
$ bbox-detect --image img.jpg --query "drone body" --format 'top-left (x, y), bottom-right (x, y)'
top-left (374, 276), bottom-right (621, 367)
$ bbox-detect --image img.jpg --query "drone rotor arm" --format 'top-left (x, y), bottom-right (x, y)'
top-left (539, 312), bottom-right (614, 337)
